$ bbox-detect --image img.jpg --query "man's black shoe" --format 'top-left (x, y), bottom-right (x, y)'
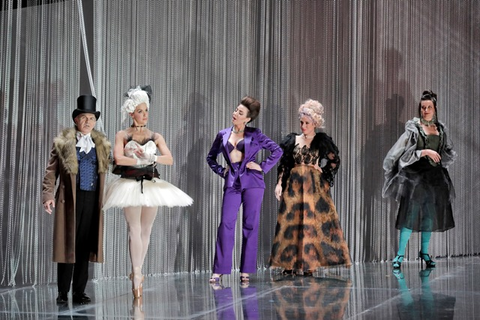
top-left (72, 292), bottom-right (91, 304)
top-left (56, 292), bottom-right (68, 304)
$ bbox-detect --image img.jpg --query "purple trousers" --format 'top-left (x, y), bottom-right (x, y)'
top-left (213, 187), bottom-right (264, 274)
top-left (213, 286), bottom-right (260, 319)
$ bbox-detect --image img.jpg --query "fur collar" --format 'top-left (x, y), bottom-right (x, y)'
top-left (53, 128), bottom-right (111, 174)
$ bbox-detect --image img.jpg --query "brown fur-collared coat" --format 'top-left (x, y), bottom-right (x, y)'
top-left (42, 128), bottom-right (111, 263)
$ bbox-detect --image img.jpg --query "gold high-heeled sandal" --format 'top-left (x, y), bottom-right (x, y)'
top-left (129, 267), bottom-right (144, 298)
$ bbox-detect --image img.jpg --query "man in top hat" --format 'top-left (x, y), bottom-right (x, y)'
top-left (42, 95), bottom-right (111, 304)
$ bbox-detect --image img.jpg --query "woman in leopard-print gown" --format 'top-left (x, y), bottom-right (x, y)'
top-left (269, 99), bottom-right (351, 275)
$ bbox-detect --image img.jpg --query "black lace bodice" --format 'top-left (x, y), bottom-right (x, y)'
top-left (277, 132), bottom-right (340, 188)
top-left (293, 145), bottom-right (320, 165)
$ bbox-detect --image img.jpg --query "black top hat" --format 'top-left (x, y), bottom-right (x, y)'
top-left (72, 95), bottom-right (100, 121)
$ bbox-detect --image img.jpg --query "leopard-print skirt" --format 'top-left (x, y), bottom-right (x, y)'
top-left (271, 277), bottom-right (352, 319)
top-left (269, 165), bottom-right (351, 271)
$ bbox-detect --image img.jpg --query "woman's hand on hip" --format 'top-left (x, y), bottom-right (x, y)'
top-left (308, 163), bottom-right (323, 172)
top-left (246, 161), bottom-right (262, 172)
top-left (275, 184), bottom-right (283, 201)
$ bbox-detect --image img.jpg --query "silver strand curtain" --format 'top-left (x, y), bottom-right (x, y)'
top-left (1, 0), bottom-right (479, 288)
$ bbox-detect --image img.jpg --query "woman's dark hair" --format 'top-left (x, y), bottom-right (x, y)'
top-left (240, 96), bottom-right (261, 123)
top-left (418, 89), bottom-right (439, 123)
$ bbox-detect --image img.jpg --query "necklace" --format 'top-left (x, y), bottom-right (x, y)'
top-left (232, 127), bottom-right (245, 134)
top-left (420, 118), bottom-right (435, 127)
top-left (131, 124), bottom-right (147, 128)
top-left (303, 133), bottom-right (314, 139)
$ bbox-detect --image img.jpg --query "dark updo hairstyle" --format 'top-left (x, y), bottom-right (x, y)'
top-left (240, 96), bottom-right (261, 123)
top-left (418, 89), bottom-right (439, 124)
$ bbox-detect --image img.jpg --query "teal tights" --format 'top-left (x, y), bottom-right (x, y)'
top-left (397, 228), bottom-right (432, 256)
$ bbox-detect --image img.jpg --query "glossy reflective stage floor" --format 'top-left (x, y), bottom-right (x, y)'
top-left (1, 256), bottom-right (479, 319)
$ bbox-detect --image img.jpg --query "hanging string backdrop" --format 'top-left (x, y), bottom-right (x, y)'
top-left (0, 0), bottom-right (478, 287)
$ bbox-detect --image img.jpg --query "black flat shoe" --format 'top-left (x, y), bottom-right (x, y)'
top-left (72, 292), bottom-right (91, 304)
top-left (282, 269), bottom-right (295, 276)
top-left (56, 292), bottom-right (68, 304)
top-left (303, 271), bottom-right (313, 277)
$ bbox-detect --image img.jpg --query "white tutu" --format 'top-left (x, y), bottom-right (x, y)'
top-left (103, 177), bottom-right (193, 210)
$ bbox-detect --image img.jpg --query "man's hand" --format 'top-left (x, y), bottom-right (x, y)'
top-left (43, 200), bottom-right (55, 214)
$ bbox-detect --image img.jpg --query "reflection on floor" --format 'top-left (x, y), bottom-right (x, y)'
top-left (1, 256), bottom-right (479, 319)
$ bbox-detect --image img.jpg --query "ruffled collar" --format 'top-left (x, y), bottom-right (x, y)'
top-left (76, 132), bottom-right (95, 153)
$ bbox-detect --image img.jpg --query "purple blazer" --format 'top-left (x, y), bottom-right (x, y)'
top-left (207, 127), bottom-right (283, 189)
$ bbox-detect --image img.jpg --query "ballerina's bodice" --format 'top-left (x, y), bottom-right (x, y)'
top-left (124, 140), bottom-right (157, 163)
top-left (104, 138), bottom-right (193, 209)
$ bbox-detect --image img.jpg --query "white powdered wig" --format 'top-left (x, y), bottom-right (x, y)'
top-left (298, 99), bottom-right (325, 128)
top-left (121, 86), bottom-right (150, 123)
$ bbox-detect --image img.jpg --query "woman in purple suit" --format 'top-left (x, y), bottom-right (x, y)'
top-left (207, 96), bottom-right (282, 284)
